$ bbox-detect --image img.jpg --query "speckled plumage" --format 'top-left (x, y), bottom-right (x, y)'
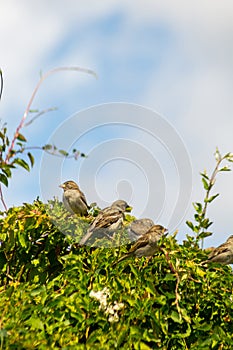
top-left (116, 224), bottom-right (168, 264)
top-left (206, 235), bottom-right (233, 265)
top-left (79, 200), bottom-right (131, 246)
top-left (60, 180), bottom-right (89, 216)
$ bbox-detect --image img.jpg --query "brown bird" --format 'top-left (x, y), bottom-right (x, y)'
top-left (79, 200), bottom-right (132, 246)
top-left (59, 180), bottom-right (89, 216)
top-left (127, 218), bottom-right (154, 242)
top-left (205, 235), bottom-right (233, 265)
top-left (116, 224), bottom-right (168, 264)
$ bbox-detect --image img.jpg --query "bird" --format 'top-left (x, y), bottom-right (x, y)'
top-left (79, 200), bottom-right (132, 246)
top-left (59, 180), bottom-right (89, 216)
top-left (115, 224), bottom-right (168, 265)
top-left (127, 218), bottom-right (154, 242)
top-left (204, 235), bottom-right (233, 265)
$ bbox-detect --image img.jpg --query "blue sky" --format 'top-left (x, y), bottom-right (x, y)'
top-left (1, 1), bottom-right (233, 246)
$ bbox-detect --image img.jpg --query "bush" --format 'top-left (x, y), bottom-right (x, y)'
top-left (0, 198), bottom-right (233, 349)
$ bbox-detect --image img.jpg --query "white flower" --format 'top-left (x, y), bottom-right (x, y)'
top-left (90, 287), bottom-right (123, 323)
top-left (113, 301), bottom-right (124, 311)
top-left (106, 305), bottom-right (115, 315)
top-left (108, 314), bottom-right (119, 323)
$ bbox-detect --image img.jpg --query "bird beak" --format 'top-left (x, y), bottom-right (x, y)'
top-left (125, 206), bottom-right (133, 213)
top-left (59, 184), bottom-right (65, 189)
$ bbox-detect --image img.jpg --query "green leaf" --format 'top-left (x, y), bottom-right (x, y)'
top-left (197, 231), bottom-right (213, 239)
top-left (17, 133), bottom-right (27, 142)
top-left (13, 158), bottom-right (30, 171)
top-left (18, 232), bottom-right (27, 248)
top-left (193, 202), bottom-right (202, 214)
top-left (42, 144), bottom-right (53, 150)
top-left (2, 167), bottom-right (12, 178)
top-left (59, 149), bottom-right (69, 157)
top-left (29, 109), bottom-right (39, 113)
top-left (27, 152), bottom-right (34, 167)
top-left (202, 177), bottom-right (209, 190)
top-left (0, 173), bottom-right (8, 186)
top-left (137, 342), bottom-right (152, 350)
top-left (30, 286), bottom-right (46, 296)
top-left (194, 213), bottom-right (203, 223)
top-left (186, 221), bottom-right (194, 231)
top-left (223, 152), bottom-right (233, 161)
top-left (202, 218), bottom-right (212, 229)
top-left (200, 171), bottom-right (209, 180)
top-left (180, 308), bottom-right (191, 323)
top-left (204, 193), bottom-right (219, 203)
top-left (26, 317), bottom-right (44, 330)
top-left (214, 147), bottom-right (221, 161)
top-left (170, 311), bottom-right (183, 324)
top-left (219, 166), bottom-right (231, 172)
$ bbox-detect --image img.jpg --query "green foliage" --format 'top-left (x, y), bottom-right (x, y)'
top-left (0, 200), bottom-right (233, 349)
top-left (186, 148), bottom-right (233, 245)
top-left (0, 199), bottom-right (71, 285)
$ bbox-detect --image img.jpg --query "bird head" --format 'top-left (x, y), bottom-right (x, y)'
top-left (226, 235), bottom-right (233, 243)
top-left (151, 225), bottom-right (168, 237)
top-left (111, 200), bottom-right (132, 213)
top-left (130, 218), bottom-right (154, 235)
top-left (59, 180), bottom-right (80, 191)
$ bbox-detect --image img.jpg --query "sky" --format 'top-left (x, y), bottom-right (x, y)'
top-left (1, 0), bottom-right (233, 246)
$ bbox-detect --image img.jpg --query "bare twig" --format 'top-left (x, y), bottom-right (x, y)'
top-left (162, 249), bottom-right (181, 316)
top-left (0, 69), bottom-right (3, 102)
top-left (22, 146), bottom-right (83, 159)
top-left (0, 185), bottom-right (7, 211)
top-left (24, 107), bottom-right (58, 127)
top-left (5, 66), bottom-right (97, 163)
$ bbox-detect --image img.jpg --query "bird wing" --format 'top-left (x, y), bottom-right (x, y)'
top-left (79, 207), bottom-right (122, 245)
top-left (128, 232), bottom-right (151, 253)
top-left (128, 225), bottom-right (166, 253)
top-left (79, 190), bottom-right (89, 209)
top-left (116, 231), bottom-right (157, 264)
top-left (89, 207), bottom-right (122, 231)
top-left (208, 243), bottom-right (230, 260)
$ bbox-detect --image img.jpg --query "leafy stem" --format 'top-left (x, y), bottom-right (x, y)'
top-left (186, 148), bottom-right (233, 248)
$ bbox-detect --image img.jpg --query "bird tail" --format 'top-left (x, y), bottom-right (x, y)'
top-left (200, 259), bottom-right (209, 266)
top-left (112, 254), bottom-right (129, 268)
top-left (79, 229), bottom-right (93, 246)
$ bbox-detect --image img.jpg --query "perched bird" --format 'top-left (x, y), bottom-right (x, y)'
top-left (59, 180), bottom-right (89, 216)
top-left (116, 224), bottom-right (168, 264)
top-left (79, 200), bottom-right (132, 246)
top-left (127, 218), bottom-right (154, 242)
top-left (204, 235), bottom-right (233, 265)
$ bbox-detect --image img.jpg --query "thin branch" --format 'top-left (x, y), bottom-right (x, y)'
top-left (5, 66), bottom-right (97, 163)
top-left (22, 146), bottom-right (83, 159)
top-left (24, 107), bottom-right (58, 127)
top-left (162, 248), bottom-right (181, 316)
top-left (0, 69), bottom-right (3, 102)
top-left (200, 153), bottom-right (225, 248)
top-left (202, 157), bottom-right (222, 222)
top-left (0, 185), bottom-right (7, 211)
